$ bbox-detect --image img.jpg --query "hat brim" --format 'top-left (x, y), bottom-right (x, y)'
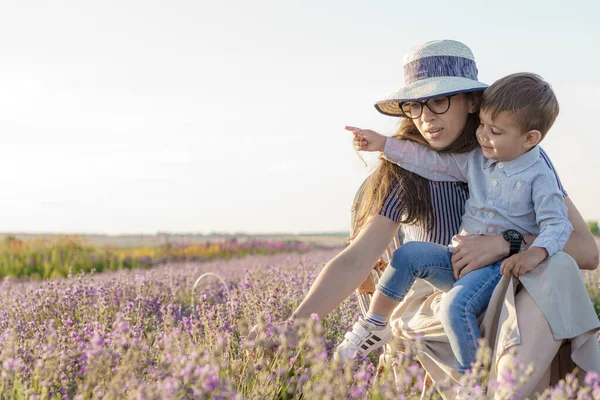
top-left (374, 76), bottom-right (489, 117)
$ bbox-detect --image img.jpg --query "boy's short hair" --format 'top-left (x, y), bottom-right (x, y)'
top-left (481, 72), bottom-right (559, 139)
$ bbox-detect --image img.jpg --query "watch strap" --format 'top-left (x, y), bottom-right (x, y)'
top-left (508, 240), bottom-right (521, 256)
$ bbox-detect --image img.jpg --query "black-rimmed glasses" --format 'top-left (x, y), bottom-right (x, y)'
top-left (400, 95), bottom-right (453, 119)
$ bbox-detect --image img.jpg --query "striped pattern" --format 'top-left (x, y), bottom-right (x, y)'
top-left (381, 181), bottom-right (468, 246)
top-left (404, 55), bottom-right (478, 85)
top-left (378, 147), bottom-right (566, 246)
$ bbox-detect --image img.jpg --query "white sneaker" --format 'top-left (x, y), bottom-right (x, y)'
top-left (334, 318), bottom-right (392, 362)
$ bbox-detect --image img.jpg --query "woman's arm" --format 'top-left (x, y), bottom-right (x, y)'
top-left (451, 196), bottom-right (599, 276)
top-left (292, 214), bottom-right (399, 320)
top-left (559, 196), bottom-right (599, 270)
top-left (524, 197), bottom-right (598, 269)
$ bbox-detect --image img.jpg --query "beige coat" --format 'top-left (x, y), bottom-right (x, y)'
top-left (350, 183), bottom-right (600, 398)
top-left (381, 250), bottom-right (600, 399)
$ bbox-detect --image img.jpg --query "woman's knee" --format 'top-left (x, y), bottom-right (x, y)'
top-left (496, 288), bottom-right (563, 397)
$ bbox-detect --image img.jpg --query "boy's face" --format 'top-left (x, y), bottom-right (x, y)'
top-left (476, 109), bottom-right (532, 161)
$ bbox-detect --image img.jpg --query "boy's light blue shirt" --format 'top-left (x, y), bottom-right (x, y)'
top-left (382, 138), bottom-right (573, 257)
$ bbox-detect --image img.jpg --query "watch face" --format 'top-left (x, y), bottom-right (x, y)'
top-left (504, 229), bottom-right (521, 241)
top-left (507, 231), bottom-right (520, 240)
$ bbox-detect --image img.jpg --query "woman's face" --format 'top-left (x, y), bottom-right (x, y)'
top-left (409, 94), bottom-right (473, 150)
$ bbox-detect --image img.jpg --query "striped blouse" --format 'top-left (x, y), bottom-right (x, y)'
top-left (379, 147), bottom-right (567, 246)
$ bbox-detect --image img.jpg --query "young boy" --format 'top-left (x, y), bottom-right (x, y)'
top-left (335, 73), bottom-right (573, 375)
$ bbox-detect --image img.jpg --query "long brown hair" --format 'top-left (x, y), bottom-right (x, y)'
top-left (351, 92), bottom-right (483, 238)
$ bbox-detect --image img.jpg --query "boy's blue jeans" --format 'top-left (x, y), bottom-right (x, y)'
top-left (376, 241), bottom-right (502, 374)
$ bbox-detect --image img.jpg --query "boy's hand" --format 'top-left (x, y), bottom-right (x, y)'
top-left (345, 126), bottom-right (387, 152)
top-left (500, 247), bottom-right (548, 277)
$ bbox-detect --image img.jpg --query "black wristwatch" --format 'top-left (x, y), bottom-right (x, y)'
top-left (502, 229), bottom-right (525, 256)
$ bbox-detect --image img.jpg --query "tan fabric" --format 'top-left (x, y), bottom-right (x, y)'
top-left (518, 251), bottom-right (600, 340)
top-left (495, 287), bottom-right (561, 398)
top-left (349, 180), bottom-right (600, 397)
top-left (383, 252), bottom-right (600, 399)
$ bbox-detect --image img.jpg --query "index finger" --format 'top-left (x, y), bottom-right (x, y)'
top-left (345, 126), bottom-right (361, 133)
top-left (450, 248), bottom-right (461, 263)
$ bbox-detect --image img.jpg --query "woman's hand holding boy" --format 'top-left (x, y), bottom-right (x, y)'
top-left (451, 235), bottom-right (510, 278)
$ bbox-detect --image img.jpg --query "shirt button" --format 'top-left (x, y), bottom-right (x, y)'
top-left (516, 181), bottom-right (522, 188)
top-left (487, 227), bottom-right (494, 233)
top-left (497, 162), bottom-right (504, 169)
top-left (488, 211), bottom-right (494, 218)
top-left (491, 180), bottom-right (498, 187)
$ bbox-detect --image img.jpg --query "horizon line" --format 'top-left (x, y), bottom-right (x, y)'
top-left (0, 231), bottom-right (351, 237)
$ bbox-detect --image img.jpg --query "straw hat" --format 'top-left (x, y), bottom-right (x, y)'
top-left (375, 40), bottom-right (488, 117)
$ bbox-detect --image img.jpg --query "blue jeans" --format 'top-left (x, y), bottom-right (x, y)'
top-left (376, 241), bottom-right (502, 374)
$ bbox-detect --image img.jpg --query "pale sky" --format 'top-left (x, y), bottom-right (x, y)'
top-left (1, 0), bottom-right (598, 234)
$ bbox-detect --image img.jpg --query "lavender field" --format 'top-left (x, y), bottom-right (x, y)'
top-left (1, 248), bottom-right (599, 399)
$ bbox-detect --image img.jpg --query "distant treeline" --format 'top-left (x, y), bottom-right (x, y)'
top-left (157, 231), bottom-right (351, 238)
top-left (0, 235), bottom-right (327, 280)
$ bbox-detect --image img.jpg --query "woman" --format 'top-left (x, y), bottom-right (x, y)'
top-left (268, 40), bottom-right (600, 398)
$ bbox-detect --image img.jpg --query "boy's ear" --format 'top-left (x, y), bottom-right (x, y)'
top-left (524, 129), bottom-right (542, 148)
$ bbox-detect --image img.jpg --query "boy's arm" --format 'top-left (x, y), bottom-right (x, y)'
top-left (382, 137), bottom-right (470, 182)
top-left (528, 172), bottom-right (573, 256)
top-left (349, 126), bottom-right (470, 182)
top-left (500, 172), bottom-right (573, 277)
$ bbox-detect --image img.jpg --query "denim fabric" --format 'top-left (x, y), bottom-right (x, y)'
top-left (376, 241), bottom-right (502, 373)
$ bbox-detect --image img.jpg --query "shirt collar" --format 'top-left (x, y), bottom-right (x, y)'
top-left (483, 146), bottom-right (541, 176)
